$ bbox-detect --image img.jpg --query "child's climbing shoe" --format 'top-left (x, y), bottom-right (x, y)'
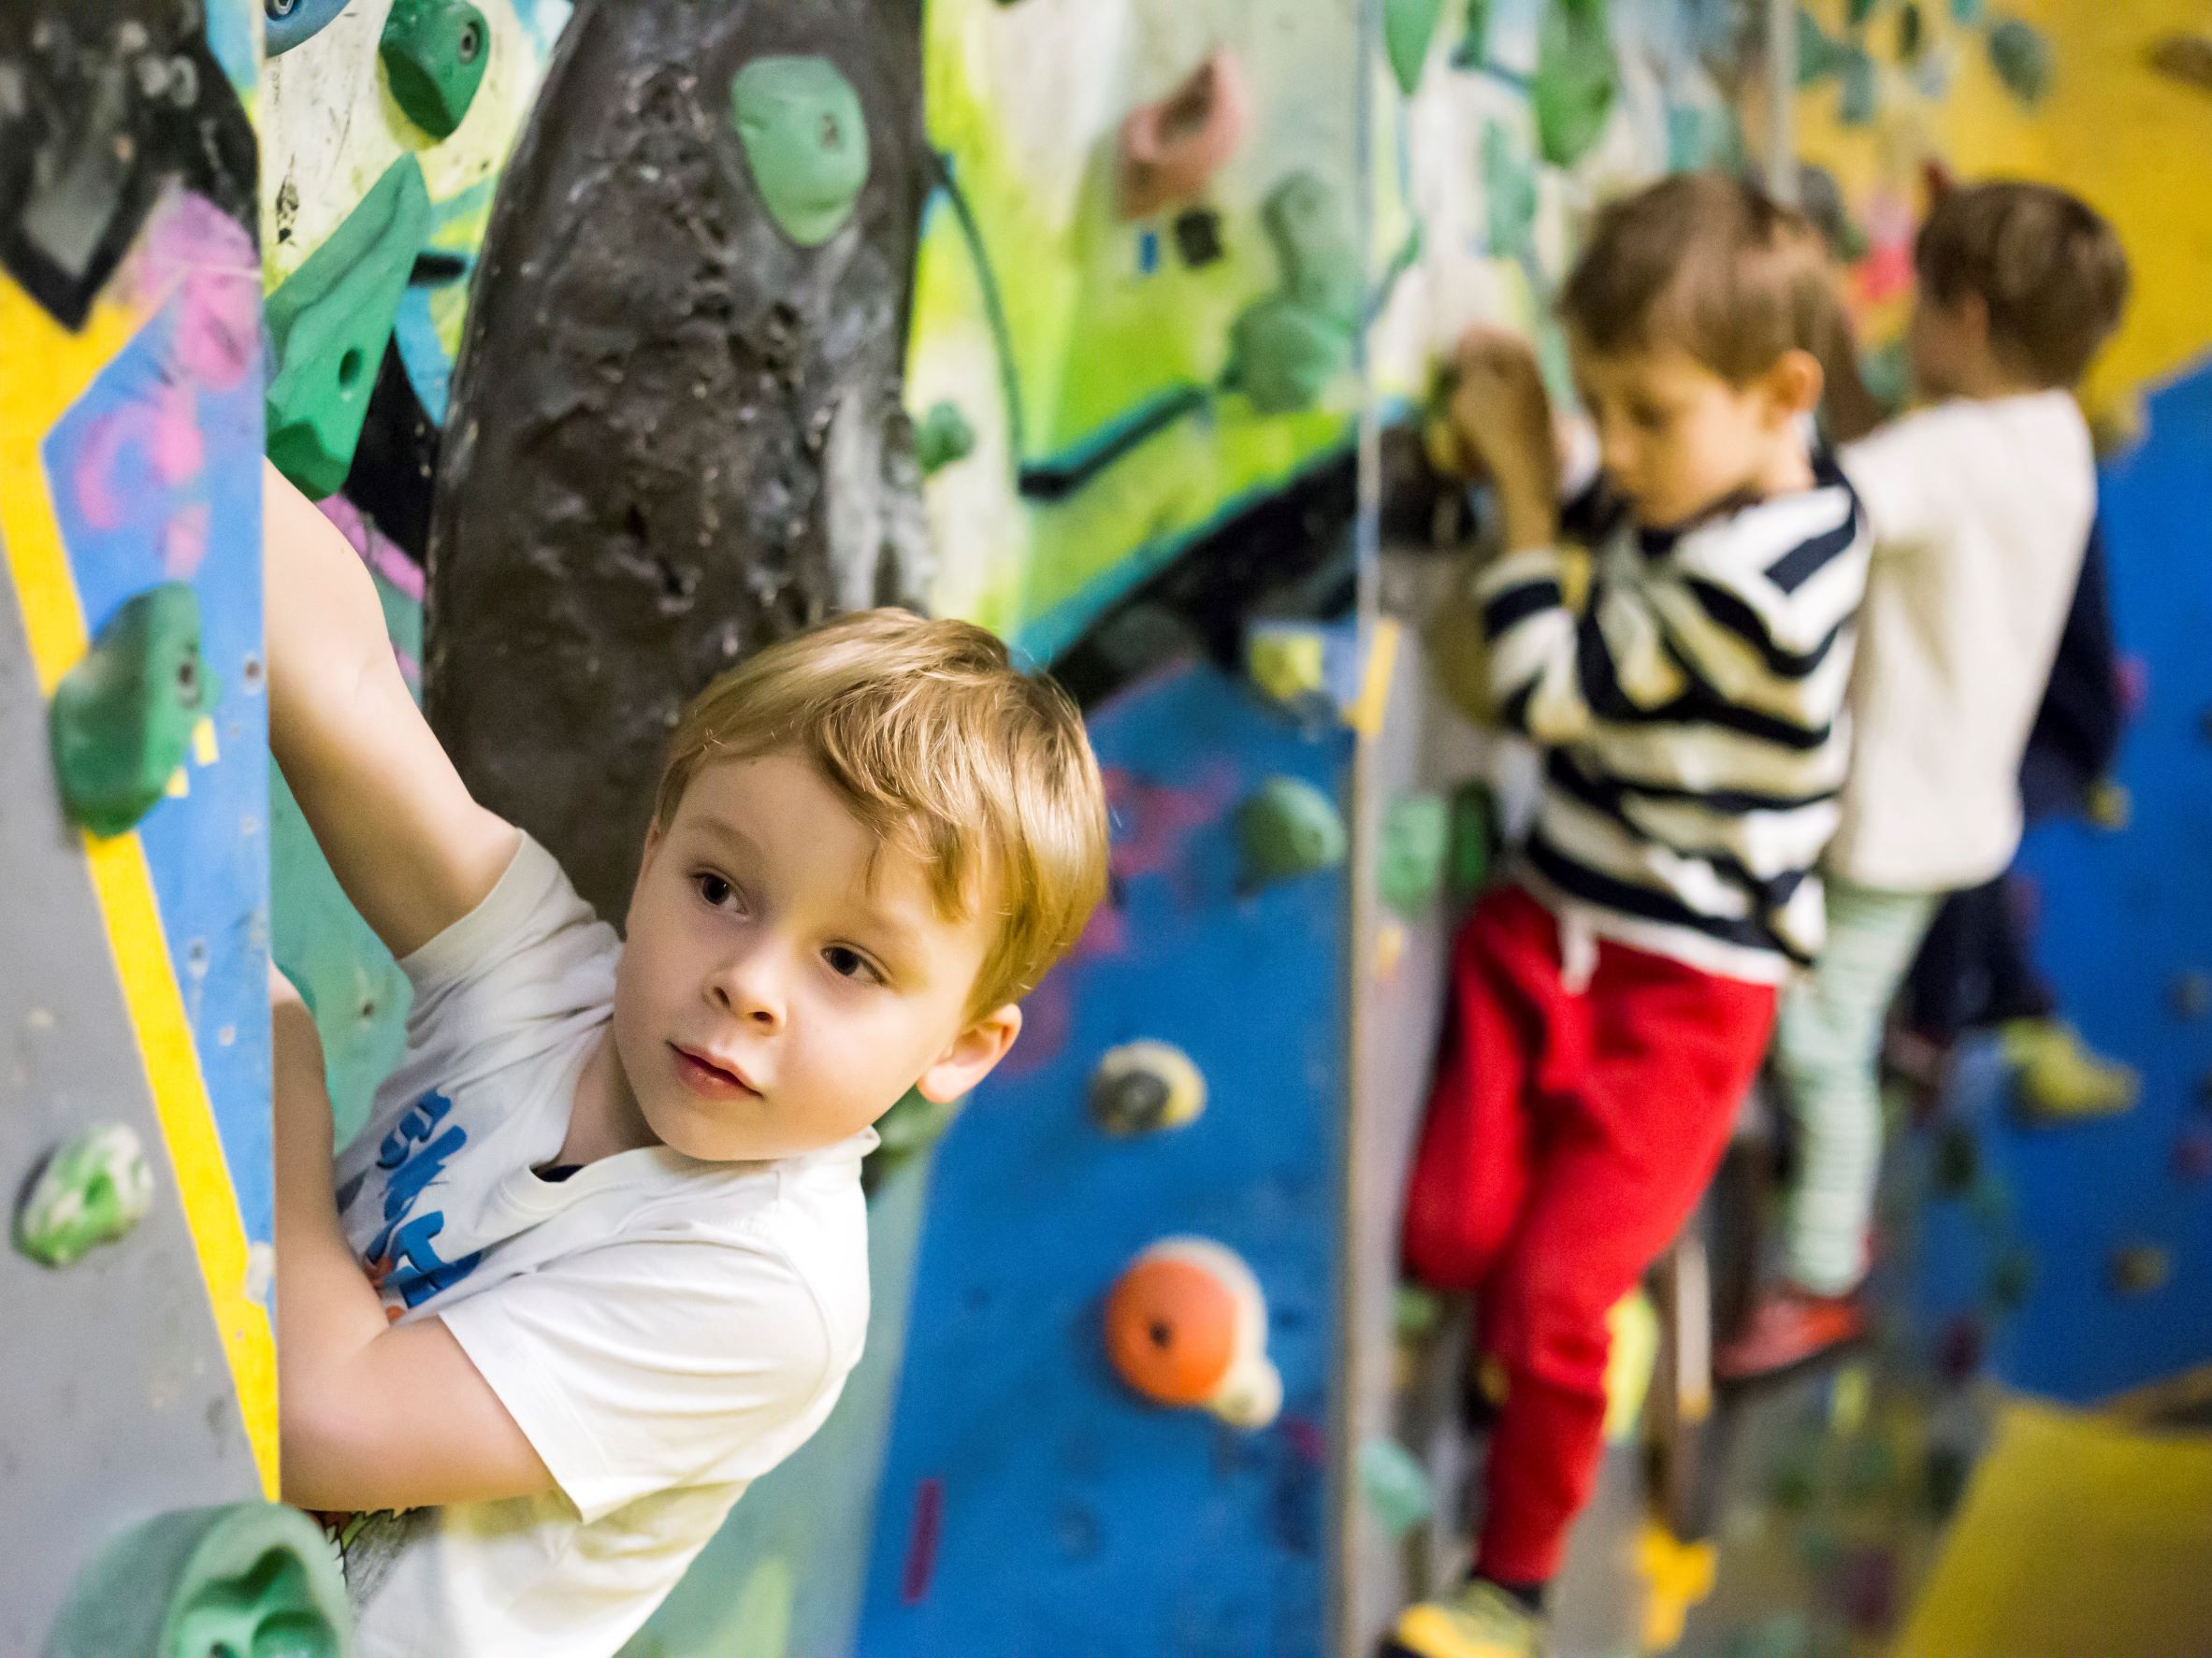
top-left (2002, 1018), bottom-right (2138, 1121)
top-left (1381, 1579), bottom-right (1545, 1658)
top-left (1713, 1282), bottom-right (1865, 1383)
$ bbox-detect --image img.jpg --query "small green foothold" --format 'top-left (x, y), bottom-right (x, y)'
top-left (15, 1122), bottom-right (154, 1268)
top-left (266, 155), bottom-right (431, 497)
top-left (1261, 169), bottom-right (1363, 327)
top-left (1533, 0), bottom-right (1619, 168)
top-left (43, 1500), bottom-right (350, 1658)
top-left (1923, 1441), bottom-right (1973, 1520)
top-left (1931, 1121), bottom-right (1979, 1197)
top-left (1236, 776), bottom-right (1348, 887)
top-left (1846, 0), bottom-right (1878, 25)
top-left (1950, 0), bottom-right (1984, 22)
top-left (1395, 1282), bottom-right (1442, 1339)
top-left (1897, 1), bottom-right (1925, 60)
top-left (912, 400), bottom-right (976, 475)
top-left (1225, 295), bottom-right (1355, 414)
top-left (1448, 779), bottom-right (1496, 899)
top-left (1384, 0), bottom-right (1448, 94)
top-left (50, 584), bottom-right (213, 839)
top-left (1358, 1437), bottom-right (1436, 1538)
top-left (1481, 122), bottom-right (1538, 261)
top-left (1987, 18), bottom-right (2053, 105)
top-left (729, 55), bottom-right (871, 248)
top-left (380, 0), bottom-right (490, 140)
top-left (1379, 795), bottom-right (1450, 920)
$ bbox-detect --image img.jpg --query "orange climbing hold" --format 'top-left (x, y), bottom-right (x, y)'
top-left (1103, 1237), bottom-right (1281, 1427)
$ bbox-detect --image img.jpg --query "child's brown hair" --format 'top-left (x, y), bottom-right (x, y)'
top-left (1914, 180), bottom-right (2129, 388)
top-left (1559, 171), bottom-right (1849, 382)
top-left (654, 609), bottom-right (1109, 1016)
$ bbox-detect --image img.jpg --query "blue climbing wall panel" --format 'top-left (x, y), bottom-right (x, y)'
top-left (1914, 357), bottom-right (2212, 1406)
top-left (859, 656), bottom-right (1350, 1656)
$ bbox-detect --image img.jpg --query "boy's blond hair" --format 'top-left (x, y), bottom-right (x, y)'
top-left (652, 609), bottom-right (1109, 1016)
top-left (1559, 171), bottom-right (1849, 382)
top-left (1915, 180), bottom-right (2129, 389)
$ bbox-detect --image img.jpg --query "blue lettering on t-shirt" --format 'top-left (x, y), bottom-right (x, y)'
top-left (364, 1089), bottom-right (484, 1307)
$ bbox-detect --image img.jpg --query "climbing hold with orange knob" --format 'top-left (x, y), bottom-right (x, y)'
top-left (1090, 1040), bottom-right (1206, 1135)
top-left (1103, 1237), bottom-right (1280, 1427)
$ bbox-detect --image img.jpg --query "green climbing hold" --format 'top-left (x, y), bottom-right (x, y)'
top-left (1987, 18), bottom-right (2053, 106)
top-left (2110, 1241), bottom-right (2169, 1296)
top-left (1261, 170), bottom-right (1363, 327)
top-left (913, 400), bottom-right (976, 475)
top-left (380, 0), bottom-right (489, 140)
top-left (1533, 0), bottom-right (1619, 168)
top-left (265, 155), bottom-right (431, 497)
top-left (1395, 1282), bottom-right (1442, 1339)
top-left (1384, 0), bottom-right (1447, 94)
top-left (1226, 294), bottom-right (1354, 414)
top-left (1448, 779), bottom-right (1496, 899)
top-left (1236, 776), bottom-right (1348, 887)
top-left (1453, 0), bottom-right (1493, 66)
top-left (1481, 122), bottom-right (1538, 261)
top-left (50, 584), bottom-right (213, 839)
top-left (1950, 0), bottom-right (1984, 22)
top-left (871, 1085), bottom-right (965, 1161)
top-left (15, 1122), bottom-right (154, 1268)
top-left (1846, 0), bottom-right (1879, 25)
top-left (44, 1500), bottom-right (350, 1658)
top-left (1358, 1437), bottom-right (1436, 1538)
top-left (729, 55), bottom-right (871, 248)
top-left (1379, 795), bottom-right (1450, 920)
top-left (1931, 1121), bottom-right (1979, 1197)
top-left (1839, 46), bottom-right (1880, 124)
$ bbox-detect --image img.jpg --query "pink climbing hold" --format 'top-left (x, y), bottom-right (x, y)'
top-left (2116, 654), bottom-right (2148, 717)
top-left (2173, 1131), bottom-right (2212, 1183)
top-left (1117, 50), bottom-right (1252, 222)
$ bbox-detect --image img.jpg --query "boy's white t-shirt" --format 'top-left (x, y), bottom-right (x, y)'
top-left (1825, 390), bottom-right (2098, 893)
top-left (328, 835), bottom-right (873, 1658)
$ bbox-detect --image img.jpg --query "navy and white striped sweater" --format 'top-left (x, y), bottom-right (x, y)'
top-left (1478, 458), bottom-right (1871, 982)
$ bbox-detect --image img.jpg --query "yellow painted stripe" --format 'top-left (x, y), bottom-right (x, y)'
top-left (0, 280), bottom-right (279, 1494)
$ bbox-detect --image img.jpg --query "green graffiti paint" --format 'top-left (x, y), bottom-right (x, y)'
top-left (912, 400), bottom-right (976, 474)
top-left (1225, 294), bottom-right (1353, 414)
top-left (49, 583), bottom-right (213, 839)
top-left (1481, 122), bottom-right (1537, 260)
top-left (1261, 169), bottom-right (1362, 326)
top-left (44, 1502), bottom-right (349, 1658)
top-left (1533, 0), bottom-right (1618, 168)
top-left (1839, 46), bottom-right (1879, 125)
top-left (14, 1123), bottom-right (154, 1268)
top-left (380, 0), bottom-right (492, 140)
top-left (728, 56), bottom-right (871, 248)
top-left (1453, 0), bottom-right (1493, 66)
top-left (1235, 776), bottom-right (1348, 887)
top-left (1384, 0), bottom-right (1447, 94)
top-left (1378, 795), bottom-right (1450, 921)
top-left (265, 155), bottom-right (431, 497)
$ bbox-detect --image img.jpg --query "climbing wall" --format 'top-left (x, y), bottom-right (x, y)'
top-left (0, 1), bottom-right (276, 1645)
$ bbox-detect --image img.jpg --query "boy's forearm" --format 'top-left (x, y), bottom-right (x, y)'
top-left (272, 996), bottom-right (392, 1505)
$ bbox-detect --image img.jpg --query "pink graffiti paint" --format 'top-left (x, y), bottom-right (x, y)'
top-left (147, 192), bottom-right (259, 393)
top-left (901, 1477), bottom-right (945, 1605)
top-left (1105, 763), bottom-right (1238, 884)
top-left (1853, 195), bottom-right (1917, 308)
top-left (162, 500), bottom-right (211, 580)
top-left (72, 382), bottom-right (204, 532)
top-left (316, 495), bottom-right (427, 601)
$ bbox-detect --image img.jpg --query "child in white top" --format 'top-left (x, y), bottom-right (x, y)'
top-left (1716, 180), bottom-right (2130, 1381)
top-left (264, 469), bottom-right (1109, 1656)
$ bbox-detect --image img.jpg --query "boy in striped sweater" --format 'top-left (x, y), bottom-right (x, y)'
top-left (1387, 174), bottom-right (1868, 1658)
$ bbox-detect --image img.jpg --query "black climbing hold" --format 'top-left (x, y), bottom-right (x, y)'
top-left (1173, 207), bottom-right (1225, 267)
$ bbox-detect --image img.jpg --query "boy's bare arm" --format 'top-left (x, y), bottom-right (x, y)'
top-left (264, 463), bottom-right (519, 960)
top-left (274, 975), bottom-right (556, 1512)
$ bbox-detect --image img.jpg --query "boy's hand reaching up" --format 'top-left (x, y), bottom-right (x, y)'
top-left (1444, 325), bottom-right (1562, 554)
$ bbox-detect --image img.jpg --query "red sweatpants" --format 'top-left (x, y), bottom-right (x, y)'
top-left (1402, 884), bottom-right (1775, 1585)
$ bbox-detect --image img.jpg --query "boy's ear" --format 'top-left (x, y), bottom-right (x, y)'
top-left (1761, 348), bottom-right (1826, 423)
top-left (915, 1003), bottom-right (1023, 1104)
